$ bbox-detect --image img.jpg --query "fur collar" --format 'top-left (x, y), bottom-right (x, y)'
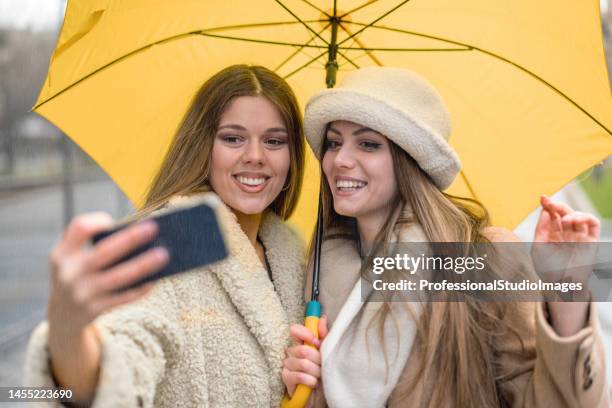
top-left (316, 208), bottom-right (426, 408)
top-left (167, 193), bottom-right (305, 403)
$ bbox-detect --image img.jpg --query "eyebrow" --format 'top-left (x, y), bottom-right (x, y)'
top-left (327, 125), bottom-right (381, 136)
top-left (353, 126), bottom-right (382, 136)
top-left (217, 124), bottom-right (288, 133)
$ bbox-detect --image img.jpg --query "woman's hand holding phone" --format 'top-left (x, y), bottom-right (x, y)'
top-left (46, 212), bottom-right (169, 403)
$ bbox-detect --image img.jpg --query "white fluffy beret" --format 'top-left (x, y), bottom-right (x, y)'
top-left (304, 67), bottom-right (461, 190)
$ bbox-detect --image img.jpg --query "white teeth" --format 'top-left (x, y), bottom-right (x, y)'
top-left (336, 180), bottom-right (366, 189)
top-left (236, 176), bottom-right (266, 186)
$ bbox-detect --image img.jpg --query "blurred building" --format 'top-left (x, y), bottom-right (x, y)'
top-left (604, 0), bottom-right (612, 83)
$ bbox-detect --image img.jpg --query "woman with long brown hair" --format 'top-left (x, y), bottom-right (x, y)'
top-left (282, 67), bottom-right (609, 407)
top-left (24, 64), bottom-right (306, 407)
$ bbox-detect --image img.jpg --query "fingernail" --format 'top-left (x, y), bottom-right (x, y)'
top-left (154, 247), bottom-right (169, 262)
top-left (141, 220), bottom-right (159, 235)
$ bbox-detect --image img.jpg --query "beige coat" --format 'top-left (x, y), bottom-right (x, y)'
top-left (24, 193), bottom-right (305, 407)
top-left (308, 221), bottom-right (609, 408)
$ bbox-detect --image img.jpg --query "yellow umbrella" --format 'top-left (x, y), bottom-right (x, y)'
top-left (35, 0), bottom-right (612, 239)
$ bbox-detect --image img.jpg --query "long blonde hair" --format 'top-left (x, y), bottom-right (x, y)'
top-left (316, 136), bottom-right (523, 407)
top-left (142, 64), bottom-right (305, 219)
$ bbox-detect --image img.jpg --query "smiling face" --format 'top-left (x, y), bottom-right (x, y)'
top-left (322, 120), bottom-right (398, 228)
top-left (210, 95), bottom-right (290, 216)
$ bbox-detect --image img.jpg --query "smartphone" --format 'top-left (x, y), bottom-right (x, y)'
top-left (92, 201), bottom-right (228, 291)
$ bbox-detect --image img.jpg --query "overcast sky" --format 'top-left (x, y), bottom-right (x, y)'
top-left (0, 0), bottom-right (608, 31)
top-left (0, 0), bottom-right (65, 31)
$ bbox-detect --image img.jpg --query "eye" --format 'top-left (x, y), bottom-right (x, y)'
top-left (359, 141), bottom-right (382, 151)
top-left (264, 138), bottom-right (287, 147)
top-left (220, 134), bottom-right (244, 145)
top-left (325, 139), bottom-right (341, 151)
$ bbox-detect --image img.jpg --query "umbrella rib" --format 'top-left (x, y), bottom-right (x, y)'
top-left (275, 22), bottom-right (331, 72)
top-left (339, 0), bottom-right (380, 19)
top-left (339, 22), bottom-right (383, 65)
top-left (337, 49), bottom-right (361, 68)
top-left (340, 21), bottom-right (474, 50)
top-left (274, 0), bottom-right (329, 45)
top-left (196, 32), bottom-right (328, 49)
top-left (345, 22), bottom-right (611, 135)
top-left (301, 0), bottom-right (330, 17)
top-left (339, 46), bottom-right (469, 51)
top-left (283, 50), bottom-right (329, 80)
top-left (203, 19), bottom-right (326, 33)
top-left (336, 36), bottom-right (359, 67)
top-left (338, 52), bottom-right (368, 68)
top-left (459, 170), bottom-right (479, 204)
top-left (33, 30), bottom-right (331, 109)
top-left (475, 49), bottom-right (611, 135)
top-left (337, 0), bottom-right (412, 47)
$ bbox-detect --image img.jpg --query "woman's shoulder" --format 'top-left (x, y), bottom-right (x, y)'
top-left (394, 221), bottom-right (428, 242)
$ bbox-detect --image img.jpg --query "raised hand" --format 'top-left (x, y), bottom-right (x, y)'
top-left (48, 213), bottom-right (169, 333)
top-left (534, 195), bottom-right (600, 244)
top-left (533, 196), bottom-right (600, 336)
top-left (46, 213), bottom-right (169, 403)
top-left (532, 196), bottom-right (600, 289)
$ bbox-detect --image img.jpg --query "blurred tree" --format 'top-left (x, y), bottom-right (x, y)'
top-left (0, 28), bottom-right (55, 175)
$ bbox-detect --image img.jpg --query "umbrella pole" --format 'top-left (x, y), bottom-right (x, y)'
top-left (311, 193), bottom-right (323, 302)
top-left (325, 16), bottom-right (339, 88)
top-left (313, 13), bottom-right (338, 301)
top-left (281, 15), bottom-right (339, 408)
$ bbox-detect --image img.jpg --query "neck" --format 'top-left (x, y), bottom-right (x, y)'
top-left (233, 209), bottom-right (263, 247)
top-left (356, 211), bottom-right (389, 255)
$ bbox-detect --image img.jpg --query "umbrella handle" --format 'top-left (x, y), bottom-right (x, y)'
top-left (280, 301), bottom-right (321, 408)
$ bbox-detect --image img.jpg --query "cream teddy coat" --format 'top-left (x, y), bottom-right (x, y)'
top-left (23, 193), bottom-right (305, 407)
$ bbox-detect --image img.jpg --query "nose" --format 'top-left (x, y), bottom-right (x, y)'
top-left (242, 139), bottom-right (265, 165)
top-left (333, 143), bottom-right (356, 169)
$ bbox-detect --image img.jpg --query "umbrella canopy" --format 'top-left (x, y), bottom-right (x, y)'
top-left (35, 0), bottom-right (612, 238)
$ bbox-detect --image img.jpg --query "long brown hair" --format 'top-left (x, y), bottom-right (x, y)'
top-left (316, 132), bottom-right (521, 407)
top-left (142, 64), bottom-right (304, 219)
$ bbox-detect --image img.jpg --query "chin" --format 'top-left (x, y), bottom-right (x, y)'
top-left (231, 198), bottom-right (272, 215)
top-left (333, 205), bottom-right (358, 218)
top-left (232, 204), bottom-right (266, 215)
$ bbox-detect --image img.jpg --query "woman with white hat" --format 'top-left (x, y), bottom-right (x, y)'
top-left (281, 67), bottom-right (609, 407)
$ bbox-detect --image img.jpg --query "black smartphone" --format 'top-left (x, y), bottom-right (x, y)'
top-left (92, 202), bottom-right (228, 291)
